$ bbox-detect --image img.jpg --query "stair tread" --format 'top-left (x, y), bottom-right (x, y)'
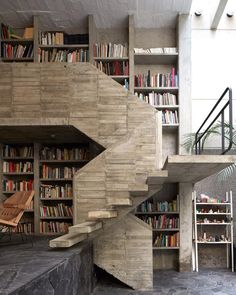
top-left (69, 221), bottom-right (103, 234)
top-left (49, 233), bottom-right (87, 248)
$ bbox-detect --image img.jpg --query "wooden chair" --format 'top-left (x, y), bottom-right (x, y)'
top-left (0, 191), bottom-right (35, 243)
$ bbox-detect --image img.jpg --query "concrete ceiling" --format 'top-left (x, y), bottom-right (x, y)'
top-left (0, 0), bottom-right (193, 32)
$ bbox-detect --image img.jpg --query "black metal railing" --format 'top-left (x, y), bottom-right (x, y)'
top-left (194, 87), bottom-right (233, 155)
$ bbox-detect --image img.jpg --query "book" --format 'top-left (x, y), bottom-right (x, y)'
top-left (23, 27), bottom-right (34, 39)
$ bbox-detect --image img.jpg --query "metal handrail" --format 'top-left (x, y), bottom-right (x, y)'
top-left (194, 87), bottom-right (233, 155)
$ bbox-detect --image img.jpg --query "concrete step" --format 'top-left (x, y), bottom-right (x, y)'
top-left (147, 170), bottom-right (168, 184)
top-left (88, 209), bottom-right (118, 219)
top-left (129, 183), bottom-right (149, 196)
top-left (106, 197), bottom-right (132, 206)
top-left (49, 233), bottom-right (87, 248)
top-left (69, 221), bottom-right (102, 234)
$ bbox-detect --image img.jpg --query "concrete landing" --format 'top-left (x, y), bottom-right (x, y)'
top-left (0, 236), bottom-right (94, 295)
top-left (163, 155), bottom-right (236, 183)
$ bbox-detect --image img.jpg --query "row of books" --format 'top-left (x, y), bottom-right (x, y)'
top-left (139, 215), bottom-right (179, 229)
top-left (157, 199), bottom-right (179, 212)
top-left (39, 32), bottom-right (64, 45)
top-left (40, 165), bottom-right (78, 179)
top-left (40, 184), bottom-right (73, 199)
top-left (40, 147), bottom-right (90, 161)
top-left (138, 199), bottom-right (179, 213)
top-left (1, 23), bottom-right (33, 39)
top-left (134, 47), bottom-right (177, 54)
top-left (3, 145), bottom-right (33, 158)
top-left (134, 69), bottom-right (178, 88)
top-left (38, 48), bottom-right (89, 63)
top-left (162, 110), bottom-right (179, 125)
top-left (2, 44), bottom-right (33, 59)
top-left (40, 221), bottom-right (72, 233)
top-left (153, 233), bottom-right (179, 247)
top-left (3, 161), bottom-right (33, 173)
top-left (94, 60), bottom-right (129, 76)
top-left (93, 42), bottom-right (128, 58)
top-left (135, 92), bottom-right (177, 106)
top-left (40, 204), bottom-right (73, 218)
top-left (16, 222), bottom-right (34, 234)
top-left (3, 180), bottom-right (34, 192)
top-left (39, 32), bottom-right (89, 45)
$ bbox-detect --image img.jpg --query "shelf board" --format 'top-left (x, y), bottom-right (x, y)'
top-left (197, 223), bottom-right (231, 225)
top-left (136, 211), bottom-right (179, 215)
top-left (39, 44), bottom-right (89, 49)
top-left (153, 246), bottom-right (179, 250)
top-left (1, 58), bottom-right (34, 62)
top-left (134, 53), bottom-right (178, 65)
top-left (39, 232), bottom-right (67, 236)
top-left (109, 75), bottom-right (129, 80)
top-left (153, 228), bottom-right (179, 231)
top-left (154, 105), bottom-right (179, 109)
top-left (94, 57), bottom-right (129, 61)
top-left (196, 213), bottom-right (231, 215)
top-left (40, 178), bottom-right (73, 181)
top-left (40, 217), bottom-right (73, 220)
top-left (134, 87), bottom-right (178, 94)
top-left (39, 159), bottom-right (89, 163)
top-left (196, 203), bottom-right (230, 206)
top-left (1, 38), bottom-right (34, 43)
top-left (162, 124), bottom-right (179, 129)
top-left (2, 157), bottom-right (34, 160)
top-left (3, 172), bottom-right (34, 175)
top-left (40, 198), bottom-right (73, 201)
top-left (197, 241), bottom-right (231, 244)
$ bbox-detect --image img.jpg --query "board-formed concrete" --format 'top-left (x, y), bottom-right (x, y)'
top-left (163, 155), bottom-right (236, 183)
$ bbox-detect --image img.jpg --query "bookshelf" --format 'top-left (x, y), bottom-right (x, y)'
top-left (1, 144), bottom-right (35, 233)
top-left (136, 195), bottom-right (180, 250)
top-left (193, 191), bottom-right (234, 272)
top-left (38, 144), bottom-right (90, 234)
top-left (0, 23), bottom-right (34, 62)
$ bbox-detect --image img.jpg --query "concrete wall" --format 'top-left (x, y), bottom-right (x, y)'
top-left (94, 214), bottom-right (153, 290)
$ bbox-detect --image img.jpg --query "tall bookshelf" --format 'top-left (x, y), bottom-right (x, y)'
top-left (38, 144), bottom-right (90, 234)
top-left (193, 191), bottom-right (234, 272)
top-left (135, 184), bottom-right (180, 269)
top-left (1, 144), bottom-right (35, 233)
top-left (0, 142), bottom-right (92, 235)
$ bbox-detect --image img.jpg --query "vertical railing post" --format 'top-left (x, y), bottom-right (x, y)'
top-left (221, 111), bottom-right (225, 154)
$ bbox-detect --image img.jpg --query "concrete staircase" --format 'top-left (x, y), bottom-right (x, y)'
top-left (0, 62), bottom-right (166, 290)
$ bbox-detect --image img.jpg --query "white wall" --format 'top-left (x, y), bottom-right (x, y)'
top-left (191, 0), bottom-right (236, 149)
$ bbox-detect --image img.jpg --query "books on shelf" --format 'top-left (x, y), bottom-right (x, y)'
top-left (134, 47), bottom-right (177, 54)
top-left (40, 165), bottom-right (79, 179)
top-left (153, 232), bottom-right (179, 247)
top-left (135, 92), bottom-right (177, 106)
top-left (139, 215), bottom-right (179, 229)
top-left (38, 48), bottom-right (89, 63)
top-left (40, 146), bottom-right (90, 161)
top-left (40, 184), bottom-right (73, 199)
top-left (16, 222), bottom-right (34, 233)
top-left (137, 197), bottom-right (179, 213)
top-left (39, 31), bottom-right (64, 45)
top-left (3, 161), bottom-right (33, 173)
top-left (94, 60), bottom-right (129, 76)
top-left (3, 145), bottom-right (33, 158)
top-left (134, 68), bottom-right (178, 88)
top-left (3, 179), bottom-right (34, 191)
top-left (2, 43), bottom-right (33, 59)
top-left (40, 221), bottom-right (72, 233)
top-left (162, 110), bottom-right (178, 125)
top-left (40, 203), bottom-right (73, 218)
top-left (23, 27), bottom-right (34, 39)
top-left (1, 23), bottom-right (22, 39)
top-left (93, 42), bottom-right (128, 58)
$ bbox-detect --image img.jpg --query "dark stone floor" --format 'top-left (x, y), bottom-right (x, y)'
top-left (93, 269), bottom-right (236, 295)
top-left (0, 235), bottom-right (94, 295)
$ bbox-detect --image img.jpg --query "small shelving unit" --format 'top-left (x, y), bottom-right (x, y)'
top-left (193, 191), bottom-right (234, 272)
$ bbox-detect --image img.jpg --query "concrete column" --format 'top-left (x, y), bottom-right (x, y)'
top-left (179, 182), bottom-right (193, 271)
top-left (178, 14), bottom-right (192, 155)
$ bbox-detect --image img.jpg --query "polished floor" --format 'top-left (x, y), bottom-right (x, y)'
top-left (93, 269), bottom-right (236, 295)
